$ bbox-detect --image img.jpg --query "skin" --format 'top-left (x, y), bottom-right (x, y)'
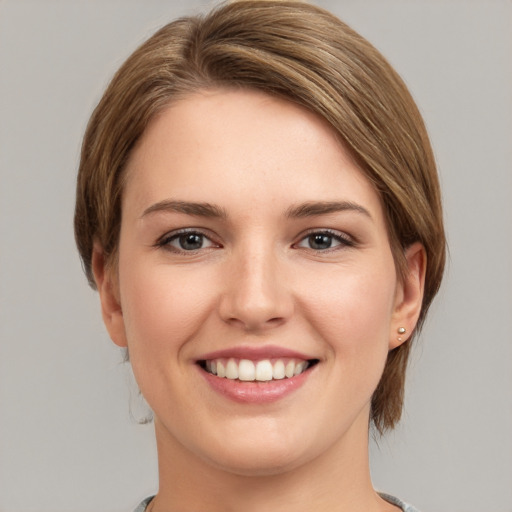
top-left (93, 89), bottom-right (426, 512)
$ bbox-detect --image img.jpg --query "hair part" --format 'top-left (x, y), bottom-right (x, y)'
top-left (74, 0), bottom-right (446, 433)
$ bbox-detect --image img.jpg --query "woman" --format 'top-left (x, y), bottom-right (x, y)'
top-left (74, 1), bottom-right (445, 511)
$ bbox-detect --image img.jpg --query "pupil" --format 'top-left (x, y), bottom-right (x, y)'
top-left (310, 234), bottom-right (332, 250)
top-left (180, 233), bottom-right (203, 250)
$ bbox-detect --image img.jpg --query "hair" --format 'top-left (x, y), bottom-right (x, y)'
top-left (74, 0), bottom-right (446, 433)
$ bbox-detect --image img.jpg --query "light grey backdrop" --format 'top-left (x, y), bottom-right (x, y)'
top-left (1, 1), bottom-right (511, 511)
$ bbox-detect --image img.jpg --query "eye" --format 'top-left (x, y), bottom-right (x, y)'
top-left (296, 230), bottom-right (353, 251)
top-left (158, 230), bottom-right (217, 252)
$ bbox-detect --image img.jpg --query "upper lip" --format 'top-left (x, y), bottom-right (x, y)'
top-left (196, 345), bottom-right (317, 362)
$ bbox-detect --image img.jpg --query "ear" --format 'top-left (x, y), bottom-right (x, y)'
top-left (91, 242), bottom-right (128, 348)
top-left (389, 242), bottom-right (427, 350)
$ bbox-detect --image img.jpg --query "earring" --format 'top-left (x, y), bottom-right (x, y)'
top-left (397, 327), bottom-right (406, 342)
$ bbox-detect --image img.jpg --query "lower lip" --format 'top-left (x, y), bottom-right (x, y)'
top-left (198, 366), bottom-right (312, 403)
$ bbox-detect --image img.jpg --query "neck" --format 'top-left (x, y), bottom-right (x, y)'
top-left (150, 410), bottom-right (390, 512)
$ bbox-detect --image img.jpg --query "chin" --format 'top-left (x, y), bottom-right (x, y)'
top-left (190, 422), bottom-right (317, 477)
top-left (203, 445), bottom-right (308, 477)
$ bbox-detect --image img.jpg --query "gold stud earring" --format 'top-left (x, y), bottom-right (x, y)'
top-left (397, 327), bottom-right (406, 342)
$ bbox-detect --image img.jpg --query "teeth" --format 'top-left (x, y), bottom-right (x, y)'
top-left (255, 360), bottom-right (273, 381)
top-left (239, 359), bottom-right (255, 381)
top-left (285, 360), bottom-right (295, 378)
top-left (203, 358), bottom-right (311, 382)
top-left (272, 360), bottom-right (285, 380)
top-left (226, 359), bottom-right (238, 379)
top-left (294, 361), bottom-right (306, 376)
top-left (217, 360), bottom-right (226, 378)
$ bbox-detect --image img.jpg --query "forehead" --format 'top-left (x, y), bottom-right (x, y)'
top-left (123, 88), bottom-right (382, 219)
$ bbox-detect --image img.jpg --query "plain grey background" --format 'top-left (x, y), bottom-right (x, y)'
top-left (1, 1), bottom-right (511, 511)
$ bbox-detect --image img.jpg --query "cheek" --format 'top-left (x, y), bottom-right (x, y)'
top-left (299, 263), bottom-right (396, 362)
top-left (118, 258), bottom-right (215, 359)
top-left (116, 260), bottom-right (220, 413)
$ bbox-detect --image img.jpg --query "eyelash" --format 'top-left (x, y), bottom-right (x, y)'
top-left (155, 229), bottom-right (219, 253)
top-left (155, 228), bottom-right (355, 254)
top-left (294, 229), bottom-right (355, 252)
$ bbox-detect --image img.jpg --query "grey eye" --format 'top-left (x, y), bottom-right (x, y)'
top-left (297, 232), bottom-right (344, 250)
top-left (307, 233), bottom-right (335, 250)
top-left (179, 233), bottom-right (204, 250)
top-left (166, 232), bottom-right (215, 251)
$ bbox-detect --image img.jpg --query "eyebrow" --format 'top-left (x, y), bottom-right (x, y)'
top-left (140, 199), bottom-right (371, 221)
top-left (285, 201), bottom-right (372, 219)
top-left (141, 200), bottom-right (228, 219)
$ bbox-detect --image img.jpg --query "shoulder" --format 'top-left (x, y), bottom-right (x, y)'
top-left (133, 496), bottom-right (154, 512)
top-left (379, 492), bottom-right (421, 512)
top-left (133, 494), bottom-right (420, 512)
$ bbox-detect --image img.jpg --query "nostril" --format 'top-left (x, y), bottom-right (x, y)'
top-left (267, 316), bottom-right (286, 325)
top-left (221, 313), bottom-right (287, 332)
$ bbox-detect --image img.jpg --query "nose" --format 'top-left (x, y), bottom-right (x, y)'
top-left (218, 246), bottom-right (294, 332)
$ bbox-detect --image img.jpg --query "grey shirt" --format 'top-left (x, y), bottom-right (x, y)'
top-left (134, 493), bottom-right (420, 512)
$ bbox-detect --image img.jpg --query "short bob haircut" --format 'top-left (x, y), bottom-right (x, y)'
top-left (74, 0), bottom-right (446, 433)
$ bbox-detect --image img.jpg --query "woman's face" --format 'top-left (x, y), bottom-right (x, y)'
top-left (95, 88), bottom-right (424, 475)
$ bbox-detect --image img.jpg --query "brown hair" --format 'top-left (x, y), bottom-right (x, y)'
top-left (74, 0), bottom-right (445, 433)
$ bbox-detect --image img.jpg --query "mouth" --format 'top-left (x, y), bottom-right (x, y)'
top-left (198, 357), bottom-right (319, 382)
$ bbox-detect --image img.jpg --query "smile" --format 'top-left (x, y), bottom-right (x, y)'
top-left (200, 358), bottom-right (317, 382)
